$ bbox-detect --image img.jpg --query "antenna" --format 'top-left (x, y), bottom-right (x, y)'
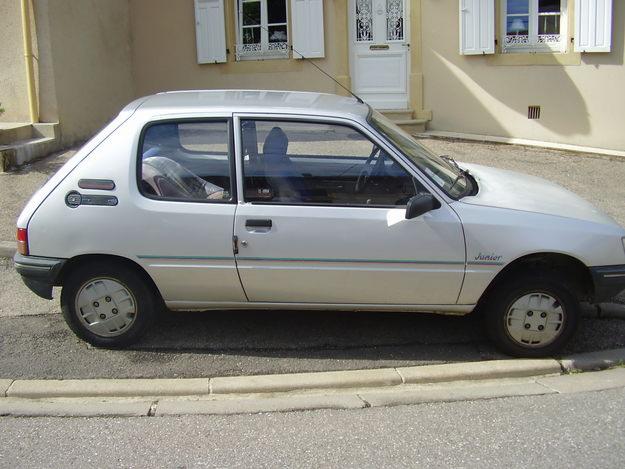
top-left (239, 8), bottom-right (365, 104)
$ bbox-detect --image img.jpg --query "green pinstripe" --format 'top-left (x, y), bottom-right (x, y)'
top-left (138, 255), bottom-right (503, 266)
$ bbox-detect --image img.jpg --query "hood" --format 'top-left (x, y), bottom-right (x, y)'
top-left (459, 163), bottom-right (618, 226)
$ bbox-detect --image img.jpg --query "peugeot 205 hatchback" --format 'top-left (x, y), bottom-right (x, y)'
top-left (14, 90), bottom-right (625, 357)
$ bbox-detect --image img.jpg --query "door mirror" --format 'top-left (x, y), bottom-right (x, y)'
top-left (405, 194), bottom-right (440, 219)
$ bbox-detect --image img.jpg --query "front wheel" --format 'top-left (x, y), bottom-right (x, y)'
top-left (61, 262), bottom-right (156, 348)
top-left (482, 272), bottom-right (580, 357)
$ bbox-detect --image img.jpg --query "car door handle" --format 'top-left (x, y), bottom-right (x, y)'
top-left (245, 219), bottom-right (272, 228)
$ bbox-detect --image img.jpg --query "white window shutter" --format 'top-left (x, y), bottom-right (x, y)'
top-left (575, 0), bottom-right (612, 52)
top-left (194, 0), bottom-right (227, 63)
top-left (291, 0), bottom-right (325, 59)
top-left (459, 0), bottom-right (495, 55)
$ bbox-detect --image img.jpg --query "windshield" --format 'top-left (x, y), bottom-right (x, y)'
top-left (369, 110), bottom-right (472, 199)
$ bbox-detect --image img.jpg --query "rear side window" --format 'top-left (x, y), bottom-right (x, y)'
top-left (139, 121), bottom-right (232, 202)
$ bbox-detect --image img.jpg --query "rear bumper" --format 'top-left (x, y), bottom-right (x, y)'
top-left (590, 265), bottom-right (625, 303)
top-left (14, 253), bottom-right (66, 300)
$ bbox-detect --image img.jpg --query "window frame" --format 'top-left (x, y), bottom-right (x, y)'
top-left (136, 117), bottom-right (238, 205)
top-left (501, 0), bottom-right (568, 54)
top-left (235, 0), bottom-right (290, 61)
top-left (233, 113), bottom-right (438, 209)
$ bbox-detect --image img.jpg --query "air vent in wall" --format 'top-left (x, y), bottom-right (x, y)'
top-left (528, 105), bottom-right (541, 119)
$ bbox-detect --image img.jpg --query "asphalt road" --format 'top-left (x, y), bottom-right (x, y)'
top-left (1, 387), bottom-right (624, 467)
top-left (2, 257), bottom-right (625, 379)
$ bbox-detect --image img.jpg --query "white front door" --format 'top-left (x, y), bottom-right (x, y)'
top-left (349, 0), bottom-right (409, 110)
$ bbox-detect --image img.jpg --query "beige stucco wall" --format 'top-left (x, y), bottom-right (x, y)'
top-left (422, 0), bottom-right (625, 151)
top-left (43, 0), bottom-right (135, 144)
top-left (0, 0), bottom-right (36, 122)
top-left (129, 0), bottom-right (346, 98)
top-left (0, 0), bottom-right (134, 144)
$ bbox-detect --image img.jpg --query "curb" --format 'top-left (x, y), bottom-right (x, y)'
top-left (1, 350), bottom-right (625, 417)
top-left (559, 347), bottom-right (625, 372)
top-left (0, 241), bottom-right (14, 259)
top-left (2, 359), bottom-right (562, 399)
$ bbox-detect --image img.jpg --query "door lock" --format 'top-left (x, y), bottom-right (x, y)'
top-left (240, 240), bottom-right (248, 247)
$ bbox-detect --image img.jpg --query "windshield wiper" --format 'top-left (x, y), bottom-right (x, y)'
top-left (441, 155), bottom-right (463, 173)
top-left (441, 155), bottom-right (472, 196)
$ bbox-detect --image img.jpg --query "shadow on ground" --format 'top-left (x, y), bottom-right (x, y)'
top-left (0, 308), bottom-right (623, 380)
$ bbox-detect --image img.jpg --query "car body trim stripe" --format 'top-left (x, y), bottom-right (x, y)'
top-left (137, 255), bottom-right (504, 266)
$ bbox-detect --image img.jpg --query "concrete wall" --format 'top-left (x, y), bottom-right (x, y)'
top-left (129, 0), bottom-right (347, 98)
top-left (0, 0), bottom-right (134, 144)
top-left (422, 0), bottom-right (625, 152)
top-left (0, 0), bottom-right (35, 122)
top-left (43, 0), bottom-right (135, 144)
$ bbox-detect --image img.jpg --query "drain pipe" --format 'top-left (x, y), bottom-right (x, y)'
top-left (20, 0), bottom-right (38, 123)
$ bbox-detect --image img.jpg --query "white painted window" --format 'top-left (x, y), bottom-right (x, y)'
top-left (502, 0), bottom-right (568, 53)
top-left (235, 0), bottom-right (289, 60)
top-left (574, 0), bottom-right (612, 52)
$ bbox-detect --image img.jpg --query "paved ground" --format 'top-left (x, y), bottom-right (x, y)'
top-left (1, 386), bottom-right (624, 467)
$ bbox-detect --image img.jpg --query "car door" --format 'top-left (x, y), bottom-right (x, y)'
top-left (132, 117), bottom-right (246, 307)
top-left (232, 115), bottom-right (466, 306)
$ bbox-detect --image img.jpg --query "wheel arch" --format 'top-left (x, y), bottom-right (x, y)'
top-left (477, 252), bottom-right (594, 307)
top-left (55, 254), bottom-right (164, 304)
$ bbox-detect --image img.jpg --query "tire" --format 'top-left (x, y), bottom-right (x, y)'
top-left (482, 271), bottom-right (580, 358)
top-left (61, 261), bottom-right (156, 348)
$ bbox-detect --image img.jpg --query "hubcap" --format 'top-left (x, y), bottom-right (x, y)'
top-left (75, 278), bottom-right (137, 337)
top-left (504, 292), bottom-right (565, 347)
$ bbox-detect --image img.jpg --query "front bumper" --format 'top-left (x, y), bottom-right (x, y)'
top-left (590, 264), bottom-right (625, 303)
top-left (14, 253), bottom-right (66, 300)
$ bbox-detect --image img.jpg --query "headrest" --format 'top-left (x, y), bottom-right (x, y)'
top-left (262, 127), bottom-right (288, 155)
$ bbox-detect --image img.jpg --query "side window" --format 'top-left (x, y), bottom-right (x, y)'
top-left (241, 120), bottom-right (424, 206)
top-left (139, 121), bottom-right (232, 202)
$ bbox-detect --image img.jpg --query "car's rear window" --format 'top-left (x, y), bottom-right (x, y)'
top-left (139, 120), bottom-right (233, 202)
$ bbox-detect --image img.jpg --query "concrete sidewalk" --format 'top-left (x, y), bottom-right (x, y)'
top-left (1, 349), bottom-right (624, 417)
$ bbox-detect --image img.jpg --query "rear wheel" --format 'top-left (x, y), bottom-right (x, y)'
top-left (482, 271), bottom-right (580, 357)
top-left (61, 262), bottom-right (156, 348)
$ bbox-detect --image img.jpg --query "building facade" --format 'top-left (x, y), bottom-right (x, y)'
top-left (1, 0), bottom-right (623, 153)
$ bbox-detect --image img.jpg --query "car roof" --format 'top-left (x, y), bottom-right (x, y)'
top-left (133, 90), bottom-right (371, 121)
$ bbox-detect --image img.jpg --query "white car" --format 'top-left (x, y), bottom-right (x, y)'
top-left (14, 90), bottom-right (625, 357)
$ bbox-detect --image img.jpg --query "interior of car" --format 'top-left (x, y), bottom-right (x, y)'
top-left (139, 120), bottom-right (422, 206)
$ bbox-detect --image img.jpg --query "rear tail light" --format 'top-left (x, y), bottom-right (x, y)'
top-left (16, 228), bottom-right (29, 256)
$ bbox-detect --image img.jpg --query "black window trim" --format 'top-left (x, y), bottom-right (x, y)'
top-left (238, 116), bottom-right (429, 209)
top-left (136, 117), bottom-right (238, 205)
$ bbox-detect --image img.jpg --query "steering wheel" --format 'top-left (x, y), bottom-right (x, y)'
top-left (355, 146), bottom-right (381, 193)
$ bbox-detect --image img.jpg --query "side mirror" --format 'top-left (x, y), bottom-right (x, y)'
top-left (405, 194), bottom-right (441, 219)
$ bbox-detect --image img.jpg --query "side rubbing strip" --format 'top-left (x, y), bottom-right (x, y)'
top-left (78, 179), bottom-right (116, 190)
